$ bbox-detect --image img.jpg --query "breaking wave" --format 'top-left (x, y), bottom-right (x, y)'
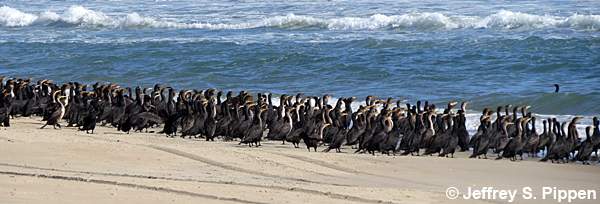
top-left (1, 5), bottom-right (600, 31)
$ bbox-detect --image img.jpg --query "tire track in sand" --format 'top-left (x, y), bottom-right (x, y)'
top-left (0, 170), bottom-right (266, 204)
top-left (82, 134), bottom-right (353, 186)
top-left (228, 149), bottom-right (349, 178)
top-left (0, 162), bottom-right (397, 204)
top-left (83, 132), bottom-right (429, 189)
top-left (34, 130), bottom-right (402, 203)
top-left (270, 151), bottom-right (436, 187)
top-left (148, 145), bottom-right (352, 186)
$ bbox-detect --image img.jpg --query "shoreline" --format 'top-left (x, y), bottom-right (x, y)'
top-left (1, 117), bottom-right (599, 204)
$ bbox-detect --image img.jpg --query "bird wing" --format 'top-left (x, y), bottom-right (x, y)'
top-left (50, 109), bottom-right (61, 119)
top-left (135, 112), bottom-right (164, 124)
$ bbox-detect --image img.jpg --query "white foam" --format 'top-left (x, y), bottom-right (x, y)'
top-left (259, 14), bottom-right (323, 29)
top-left (2, 6), bottom-right (600, 31)
top-left (0, 6), bottom-right (38, 27)
top-left (563, 14), bottom-right (600, 29)
top-left (61, 5), bottom-right (112, 26)
top-left (38, 11), bottom-right (60, 22)
top-left (479, 10), bottom-right (559, 29)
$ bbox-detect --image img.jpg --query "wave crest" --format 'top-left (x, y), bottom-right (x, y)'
top-left (1, 6), bottom-right (599, 31)
top-left (0, 6), bottom-right (37, 27)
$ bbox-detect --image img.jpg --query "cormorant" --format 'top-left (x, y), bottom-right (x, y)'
top-left (456, 102), bottom-right (470, 151)
top-left (470, 116), bottom-right (492, 159)
top-left (541, 119), bottom-right (569, 163)
top-left (240, 103), bottom-right (265, 147)
top-left (499, 118), bottom-right (529, 161)
top-left (40, 96), bottom-right (67, 129)
top-left (524, 117), bottom-right (540, 157)
top-left (440, 115), bottom-right (458, 158)
top-left (575, 126), bottom-right (595, 165)
top-left (78, 103), bottom-right (97, 134)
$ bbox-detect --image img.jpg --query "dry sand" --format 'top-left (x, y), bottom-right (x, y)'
top-left (0, 117), bottom-right (599, 204)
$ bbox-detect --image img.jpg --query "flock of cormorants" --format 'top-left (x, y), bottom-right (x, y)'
top-left (0, 77), bottom-right (599, 165)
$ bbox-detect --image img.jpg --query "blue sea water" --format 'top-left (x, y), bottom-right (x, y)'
top-left (0, 0), bottom-right (599, 119)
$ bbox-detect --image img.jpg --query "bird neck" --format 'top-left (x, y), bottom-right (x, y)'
top-left (542, 122), bottom-right (547, 134)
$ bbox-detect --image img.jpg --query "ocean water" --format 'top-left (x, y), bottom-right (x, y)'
top-left (1, 0), bottom-right (599, 131)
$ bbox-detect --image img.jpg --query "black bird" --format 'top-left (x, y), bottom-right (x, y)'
top-left (266, 96), bottom-right (293, 143)
top-left (79, 105), bottom-right (97, 134)
top-left (323, 97), bottom-right (356, 153)
top-left (470, 115), bottom-right (492, 159)
top-left (523, 117), bottom-right (540, 157)
top-left (345, 106), bottom-right (367, 148)
top-left (0, 90), bottom-right (11, 127)
top-left (539, 118), bottom-right (556, 156)
top-left (420, 113), bottom-right (436, 150)
top-left (301, 98), bottom-right (329, 152)
top-left (566, 116), bottom-right (582, 159)
top-left (494, 106), bottom-right (519, 156)
top-left (499, 118), bottom-right (529, 161)
top-left (286, 104), bottom-right (305, 148)
top-left (204, 97), bottom-right (218, 141)
top-left (469, 108), bottom-right (491, 149)
top-left (456, 102), bottom-right (470, 152)
top-left (575, 126), bottom-right (595, 165)
top-left (541, 119), bottom-right (571, 163)
top-left (108, 89), bottom-right (127, 127)
top-left (378, 106), bottom-right (405, 155)
top-left (366, 110), bottom-right (394, 155)
top-left (440, 115), bottom-right (459, 158)
top-left (553, 84), bottom-right (560, 93)
top-left (162, 113), bottom-right (180, 137)
top-left (423, 114), bottom-right (448, 156)
top-left (324, 128), bottom-right (347, 153)
top-left (591, 117), bottom-right (600, 160)
top-left (240, 104), bottom-right (265, 147)
top-left (486, 106), bottom-right (503, 151)
top-left (402, 110), bottom-right (426, 156)
top-left (42, 90), bottom-right (63, 122)
top-left (214, 98), bottom-right (233, 138)
top-left (40, 96), bottom-right (67, 129)
top-left (119, 112), bottom-right (163, 134)
top-left (304, 112), bottom-right (329, 152)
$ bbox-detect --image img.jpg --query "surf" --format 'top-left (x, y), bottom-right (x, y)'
top-left (2, 5), bottom-right (600, 31)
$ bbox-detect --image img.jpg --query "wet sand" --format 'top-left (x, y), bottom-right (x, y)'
top-left (0, 117), bottom-right (598, 204)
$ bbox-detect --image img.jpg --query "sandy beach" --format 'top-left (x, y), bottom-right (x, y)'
top-left (2, 1), bottom-right (599, 204)
top-left (0, 117), bottom-right (598, 204)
